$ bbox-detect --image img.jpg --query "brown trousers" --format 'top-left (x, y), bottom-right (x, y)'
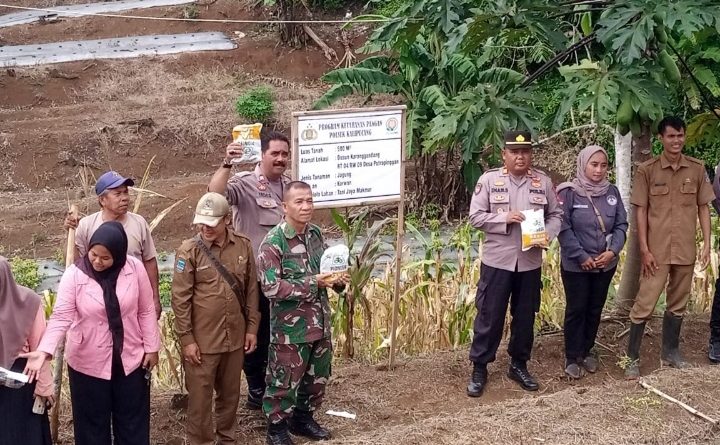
top-left (184, 348), bottom-right (244, 445)
top-left (630, 264), bottom-right (694, 323)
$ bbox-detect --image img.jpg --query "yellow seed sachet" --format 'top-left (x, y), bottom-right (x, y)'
top-left (520, 209), bottom-right (548, 251)
top-left (230, 123), bottom-right (263, 164)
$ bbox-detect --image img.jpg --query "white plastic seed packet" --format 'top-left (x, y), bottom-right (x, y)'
top-left (520, 209), bottom-right (548, 251)
top-left (230, 123), bottom-right (263, 164)
top-left (320, 245), bottom-right (350, 274)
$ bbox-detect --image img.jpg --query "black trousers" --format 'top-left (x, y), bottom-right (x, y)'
top-left (0, 358), bottom-right (52, 445)
top-left (68, 365), bottom-right (150, 445)
top-left (711, 277), bottom-right (720, 342)
top-left (561, 267), bottom-right (616, 360)
top-left (469, 263), bottom-right (542, 365)
top-left (243, 284), bottom-right (271, 394)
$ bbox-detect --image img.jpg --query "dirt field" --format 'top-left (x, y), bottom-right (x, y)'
top-left (0, 0), bottom-right (367, 257)
top-left (5, 4), bottom-right (720, 444)
top-left (45, 316), bottom-right (720, 444)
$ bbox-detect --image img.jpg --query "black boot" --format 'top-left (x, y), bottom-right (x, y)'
top-left (507, 360), bottom-right (538, 391)
top-left (267, 420), bottom-right (295, 445)
top-left (624, 321), bottom-right (645, 379)
top-left (466, 363), bottom-right (488, 397)
top-left (661, 312), bottom-right (689, 369)
top-left (709, 340), bottom-right (720, 364)
top-left (289, 410), bottom-right (331, 441)
top-left (245, 371), bottom-right (266, 410)
top-left (708, 278), bottom-right (720, 364)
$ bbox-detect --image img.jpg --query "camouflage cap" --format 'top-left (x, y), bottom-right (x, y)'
top-left (503, 130), bottom-right (533, 148)
top-left (193, 192), bottom-right (230, 227)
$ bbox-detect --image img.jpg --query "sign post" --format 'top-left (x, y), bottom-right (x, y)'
top-left (291, 105), bottom-right (406, 368)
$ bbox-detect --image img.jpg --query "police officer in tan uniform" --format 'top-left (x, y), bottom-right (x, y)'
top-left (624, 116), bottom-right (715, 378)
top-left (172, 192), bottom-right (260, 445)
top-left (467, 131), bottom-right (563, 397)
top-left (208, 131), bottom-right (291, 409)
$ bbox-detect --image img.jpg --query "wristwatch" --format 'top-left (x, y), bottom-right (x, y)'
top-left (222, 160), bottom-right (233, 169)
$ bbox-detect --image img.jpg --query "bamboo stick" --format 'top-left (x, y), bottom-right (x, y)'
top-left (639, 379), bottom-right (718, 424)
top-left (51, 204), bottom-right (78, 442)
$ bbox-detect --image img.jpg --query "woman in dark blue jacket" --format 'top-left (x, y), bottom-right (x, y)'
top-left (557, 145), bottom-right (628, 379)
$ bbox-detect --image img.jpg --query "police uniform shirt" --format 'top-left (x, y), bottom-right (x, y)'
top-left (225, 165), bottom-right (290, 255)
top-left (171, 229), bottom-right (260, 353)
top-left (469, 167), bottom-right (563, 272)
top-left (630, 152), bottom-right (715, 265)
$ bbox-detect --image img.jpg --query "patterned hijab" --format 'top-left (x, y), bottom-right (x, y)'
top-left (0, 256), bottom-right (41, 369)
top-left (557, 145), bottom-right (611, 197)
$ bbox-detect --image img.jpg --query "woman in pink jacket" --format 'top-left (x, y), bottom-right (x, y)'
top-left (0, 256), bottom-right (53, 445)
top-left (23, 221), bottom-right (161, 445)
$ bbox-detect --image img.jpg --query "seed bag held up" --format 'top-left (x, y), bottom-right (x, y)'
top-left (230, 123), bottom-right (263, 164)
top-left (520, 209), bottom-right (548, 251)
top-left (320, 245), bottom-right (350, 274)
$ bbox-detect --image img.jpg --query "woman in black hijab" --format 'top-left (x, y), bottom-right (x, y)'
top-left (23, 221), bottom-right (161, 445)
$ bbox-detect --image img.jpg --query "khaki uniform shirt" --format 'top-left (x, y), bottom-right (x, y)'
top-left (630, 152), bottom-right (715, 265)
top-left (226, 165), bottom-right (291, 255)
top-left (76, 211), bottom-right (157, 261)
top-left (171, 229), bottom-right (260, 353)
top-left (469, 167), bottom-right (563, 272)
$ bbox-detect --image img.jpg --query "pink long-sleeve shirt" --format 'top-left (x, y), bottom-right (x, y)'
top-left (20, 306), bottom-right (53, 397)
top-left (38, 256), bottom-right (161, 380)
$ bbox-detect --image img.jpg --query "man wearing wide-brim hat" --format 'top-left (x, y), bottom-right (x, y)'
top-left (171, 192), bottom-right (260, 445)
top-left (466, 131), bottom-right (563, 397)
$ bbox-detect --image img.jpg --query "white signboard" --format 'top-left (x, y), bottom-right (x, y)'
top-left (292, 106), bottom-right (405, 208)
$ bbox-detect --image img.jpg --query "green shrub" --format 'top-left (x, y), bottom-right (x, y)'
top-left (10, 257), bottom-right (42, 290)
top-left (234, 86), bottom-right (274, 122)
top-left (159, 272), bottom-right (173, 308)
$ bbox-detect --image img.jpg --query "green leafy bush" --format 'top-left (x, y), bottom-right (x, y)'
top-left (10, 257), bottom-right (42, 290)
top-left (234, 86), bottom-right (274, 122)
top-left (159, 272), bottom-right (173, 308)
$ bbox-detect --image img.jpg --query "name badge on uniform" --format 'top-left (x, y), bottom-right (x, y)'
top-left (532, 196), bottom-right (545, 204)
top-left (573, 204), bottom-right (589, 209)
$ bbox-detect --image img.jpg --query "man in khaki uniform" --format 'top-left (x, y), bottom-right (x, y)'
top-left (208, 131), bottom-right (291, 409)
top-left (467, 131), bottom-right (563, 397)
top-left (172, 192), bottom-right (260, 445)
top-left (625, 116), bottom-right (715, 378)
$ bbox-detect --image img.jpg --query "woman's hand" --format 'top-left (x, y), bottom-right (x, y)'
top-left (580, 257), bottom-right (596, 271)
top-left (142, 352), bottom-right (159, 372)
top-left (18, 351), bottom-right (50, 383)
top-left (594, 250), bottom-right (616, 269)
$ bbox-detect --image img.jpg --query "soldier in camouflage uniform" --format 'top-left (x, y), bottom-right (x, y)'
top-left (257, 181), bottom-right (348, 445)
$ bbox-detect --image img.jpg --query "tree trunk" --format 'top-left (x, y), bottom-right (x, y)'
top-left (277, 0), bottom-right (304, 46)
top-left (613, 124), bottom-right (653, 316)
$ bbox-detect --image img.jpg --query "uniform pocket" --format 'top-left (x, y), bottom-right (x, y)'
top-left (529, 194), bottom-right (548, 207)
top-left (680, 182), bottom-right (697, 206)
top-left (490, 194), bottom-right (510, 214)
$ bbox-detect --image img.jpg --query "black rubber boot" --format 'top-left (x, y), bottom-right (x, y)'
top-left (288, 410), bottom-right (331, 441)
top-left (507, 360), bottom-right (539, 391)
top-left (661, 312), bottom-right (689, 369)
top-left (267, 420), bottom-right (295, 445)
top-left (245, 371), bottom-right (266, 410)
top-left (466, 363), bottom-right (488, 397)
top-left (624, 321), bottom-right (645, 379)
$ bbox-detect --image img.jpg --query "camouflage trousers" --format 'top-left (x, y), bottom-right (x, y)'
top-left (262, 336), bottom-right (332, 424)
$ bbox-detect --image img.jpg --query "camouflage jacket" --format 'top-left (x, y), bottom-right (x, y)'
top-left (257, 221), bottom-right (331, 344)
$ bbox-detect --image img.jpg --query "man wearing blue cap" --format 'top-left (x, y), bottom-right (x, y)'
top-left (64, 171), bottom-right (161, 319)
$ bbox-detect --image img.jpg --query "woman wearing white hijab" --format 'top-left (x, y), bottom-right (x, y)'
top-left (557, 145), bottom-right (628, 379)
